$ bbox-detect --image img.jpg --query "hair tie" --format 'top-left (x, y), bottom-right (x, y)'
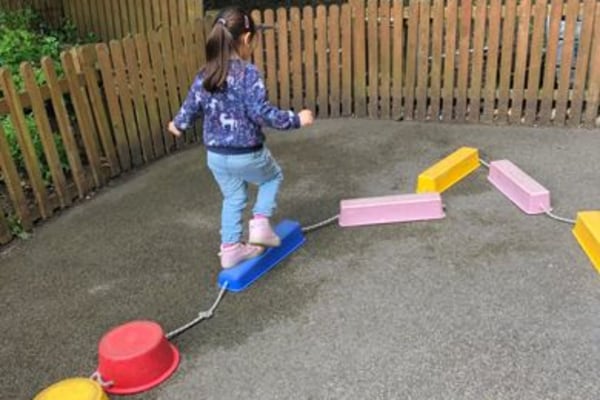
top-left (217, 18), bottom-right (227, 26)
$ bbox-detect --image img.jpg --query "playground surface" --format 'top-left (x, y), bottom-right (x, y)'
top-left (1, 119), bottom-right (599, 400)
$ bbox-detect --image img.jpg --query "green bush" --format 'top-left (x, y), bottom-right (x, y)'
top-left (0, 8), bottom-right (89, 189)
top-left (1, 114), bottom-right (70, 185)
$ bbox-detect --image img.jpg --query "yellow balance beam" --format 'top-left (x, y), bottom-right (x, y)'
top-left (573, 211), bottom-right (600, 274)
top-left (416, 147), bottom-right (481, 193)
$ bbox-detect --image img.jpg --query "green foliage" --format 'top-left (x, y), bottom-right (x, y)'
top-left (7, 214), bottom-right (30, 239)
top-left (1, 114), bottom-right (70, 185)
top-left (0, 8), bottom-right (84, 189)
top-left (0, 8), bottom-right (87, 88)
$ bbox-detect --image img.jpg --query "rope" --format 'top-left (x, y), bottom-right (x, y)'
top-left (163, 214), bottom-right (337, 341)
top-left (90, 372), bottom-right (114, 388)
top-left (480, 158), bottom-right (491, 169)
top-left (166, 282), bottom-right (229, 340)
top-left (544, 209), bottom-right (576, 225)
top-left (302, 215), bottom-right (340, 233)
top-left (163, 213), bottom-right (338, 341)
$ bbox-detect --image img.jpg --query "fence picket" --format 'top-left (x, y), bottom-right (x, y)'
top-left (524, 0), bottom-right (549, 125)
top-left (251, 10), bottom-right (266, 76)
top-left (77, 47), bottom-right (120, 176)
top-left (109, 40), bottom-right (144, 165)
top-left (96, 0), bottom-right (108, 41)
top-left (41, 57), bottom-right (87, 196)
top-left (61, 51), bottom-right (105, 187)
top-left (539, 1), bottom-right (563, 125)
top-left (406, 0), bottom-right (421, 120)
top-left (509, 0), bottom-right (532, 124)
top-left (467, 0), bottom-right (486, 123)
top-left (568, 0), bottom-right (596, 127)
top-left (303, 7), bottom-right (317, 112)
top-left (277, 8), bottom-right (291, 110)
top-left (329, 5), bottom-right (341, 118)
top-left (584, 3), bottom-right (600, 128)
top-left (0, 123), bottom-right (32, 230)
top-left (95, 44), bottom-right (132, 170)
top-left (290, 8), bottom-right (303, 112)
top-left (341, 4), bottom-right (353, 117)
top-left (316, 5), bottom-right (329, 117)
top-left (497, 0), bottom-right (517, 122)
top-left (482, 0), bottom-right (502, 123)
top-left (392, 0), bottom-right (404, 119)
top-left (152, 0), bottom-right (161, 30)
top-left (455, 0), bottom-right (472, 122)
top-left (135, 34), bottom-right (165, 156)
top-left (554, 0), bottom-right (580, 126)
top-left (148, 31), bottom-right (175, 152)
top-left (20, 62), bottom-right (71, 208)
top-left (351, 0), bottom-right (367, 118)
top-left (123, 37), bottom-right (155, 160)
top-left (103, 0), bottom-right (115, 40)
top-left (178, 0), bottom-right (188, 25)
top-left (161, 0), bottom-right (171, 31)
top-left (429, 0), bottom-right (443, 121)
top-left (143, 0), bottom-right (154, 32)
top-left (442, 0), bottom-right (458, 121)
top-left (379, 0), bottom-right (391, 120)
top-left (0, 69), bottom-right (52, 219)
top-left (416, 0), bottom-right (430, 121)
top-left (263, 10), bottom-right (278, 106)
top-left (169, 26), bottom-right (191, 145)
top-left (110, 0), bottom-right (123, 38)
top-left (367, 0), bottom-right (379, 118)
top-left (159, 29), bottom-right (183, 151)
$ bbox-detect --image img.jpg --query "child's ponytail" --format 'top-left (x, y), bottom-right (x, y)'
top-left (203, 8), bottom-right (257, 93)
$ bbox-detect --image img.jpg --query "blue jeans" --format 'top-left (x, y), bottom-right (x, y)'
top-left (207, 147), bottom-right (284, 244)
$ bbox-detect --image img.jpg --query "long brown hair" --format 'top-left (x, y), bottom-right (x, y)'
top-left (203, 7), bottom-right (256, 93)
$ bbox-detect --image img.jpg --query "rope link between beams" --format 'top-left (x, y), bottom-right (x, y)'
top-left (166, 282), bottom-right (229, 340)
top-left (302, 215), bottom-right (340, 233)
top-left (544, 210), bottom-right (576, 225)
top-left (166, 215), bottom-right (339, 340)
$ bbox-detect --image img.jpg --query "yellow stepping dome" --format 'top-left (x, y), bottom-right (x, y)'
top-left (573, 211), bottom-right (600, 274)
top-left (34, 378), bottom-right (109, 400)
top-left (416, 147), bottom-right (481, 193)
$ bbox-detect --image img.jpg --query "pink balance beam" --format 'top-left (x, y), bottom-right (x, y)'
top-left (487, 160), bottom-right (551, 214)
top-left (339, 193), bottom-right (445, 227)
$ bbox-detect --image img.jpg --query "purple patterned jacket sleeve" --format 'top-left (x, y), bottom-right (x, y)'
top-left (243, 65), bottom-right (301, 130)
top-left (173, 77), bottom-right (203, 131)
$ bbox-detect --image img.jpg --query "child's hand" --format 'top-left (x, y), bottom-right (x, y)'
top-left (298, 110), bottom-right (314, 127)
top-left (168, 121), bottom-right (182, 137)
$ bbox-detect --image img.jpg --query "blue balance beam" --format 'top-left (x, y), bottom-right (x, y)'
top-left (218, 220), bottom-right (306, 292)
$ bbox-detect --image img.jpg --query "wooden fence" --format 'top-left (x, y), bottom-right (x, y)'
top-left (0, 0), bottom-right (599, 244)
top-left (61, 0), bottom-right (205, 42)
top-left (0, 20), bottom-right (206, 244)
top-left (249, 0), bottom-right (600, 125)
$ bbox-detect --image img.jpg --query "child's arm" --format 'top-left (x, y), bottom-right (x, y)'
top-left (244, 65), bottom-right (313, 129)
top-left (170, 77), bottom-right (203, 135)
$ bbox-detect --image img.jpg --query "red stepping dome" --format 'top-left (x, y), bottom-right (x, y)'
top-left (95, 320), bottom-right (180, 395)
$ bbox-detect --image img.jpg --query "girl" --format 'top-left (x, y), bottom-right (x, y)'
top-left (168, 7), bottom-right (314, 269)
